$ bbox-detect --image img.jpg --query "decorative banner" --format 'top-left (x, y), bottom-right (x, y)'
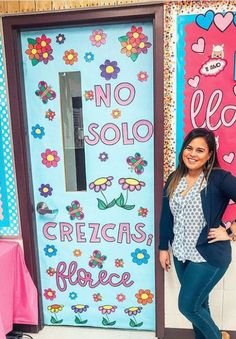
top-left (165, 1), bottom-right (236, 224)
top-left (21, 22), bottom-right (154, 329)
top-left (0, 34), bottom-right (19, 235)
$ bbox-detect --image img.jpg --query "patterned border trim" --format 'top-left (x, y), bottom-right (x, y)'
top-left (0, 35), bottom-right (19, 236)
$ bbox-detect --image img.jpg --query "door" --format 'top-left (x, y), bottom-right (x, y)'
top-left (20, 20), bottom-right (155, 330)
top-left (3, 6), bottom-right (165, 336)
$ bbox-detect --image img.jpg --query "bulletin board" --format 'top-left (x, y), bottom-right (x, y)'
top-left (164, 1), bottom-right (236, 223)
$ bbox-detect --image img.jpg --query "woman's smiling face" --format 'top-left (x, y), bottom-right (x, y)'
top-left (182, 137), bottom-right (211, 174)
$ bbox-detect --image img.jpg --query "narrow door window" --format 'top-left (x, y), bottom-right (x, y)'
top-left (59, 71), bottom-right (86, 191)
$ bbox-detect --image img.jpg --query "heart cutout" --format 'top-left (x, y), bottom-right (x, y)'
top-left (192, 38), bottom-right (205, 53)
top-left (188, 76), bottom-right (200, 88)
top-left (214, 12), bottom-right (234, 32)
top-left (223, 152), bottom-right (235, 164)
top-left (233, 85), bottom-right (236, 95)
top-left (196, 10), bottom-right (214, 30)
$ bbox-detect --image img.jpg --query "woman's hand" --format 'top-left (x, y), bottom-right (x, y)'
top-left (229, 221), bottom-right (236, 241)
top-left (208, 226), bottom-right (231, 243)
top-left (159, 250), bottom-right (171, 272)
top-left (230, 221), bottom-right (236, 235)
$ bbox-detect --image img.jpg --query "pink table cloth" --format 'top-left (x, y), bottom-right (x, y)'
top-left (0, 241), bottom-right (38, 339)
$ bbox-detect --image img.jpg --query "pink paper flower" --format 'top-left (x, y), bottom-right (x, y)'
top-left (116, 293), bottom-right (126, 302)
top-left (98, 305), bottom-right (117, 314)
top-left (44, 288), bottom-right (56, 300)
top-left (118, 178), bottom-right (145, 192)
top-left (124, 306), bottom-right (142, 316)
top-left (89, 29), bottom-right (107, 47)
top-left (89, 176), bottom-right (113, 192)
top-left (137, 71), bottom-right (148, 82)
top-left (41, 149), bottom-right (60, 168)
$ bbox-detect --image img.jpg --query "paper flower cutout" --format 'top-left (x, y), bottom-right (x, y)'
top-left (89, 29), bottom-right (107, 47)
top-left (56, 33), bottom-right (65, 44)
top-left (63, 49), bottom-right (78, 65)
top-left (100, 60), bottom-right (120, 80)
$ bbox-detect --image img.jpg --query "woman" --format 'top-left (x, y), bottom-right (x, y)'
top-left (159, 128), bottom-right (236, 339)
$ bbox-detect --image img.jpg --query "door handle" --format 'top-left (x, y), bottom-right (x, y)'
top-left (36, 202), bottom-right (58, 215)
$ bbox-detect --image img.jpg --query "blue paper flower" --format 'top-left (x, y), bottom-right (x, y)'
top-left (84, 52), bottom-right (94, 63)
top-left (31, 124), bottom-right (45, 139)
top-left (131, 248), bottom-right (150, 265)
top-left (44, 244), bottom-right (57, 257)
top-left (69, 292), bottom-right (78, 300)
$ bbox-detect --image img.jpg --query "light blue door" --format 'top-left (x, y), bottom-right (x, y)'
top-left (21, 21), bottom-right (155, 330)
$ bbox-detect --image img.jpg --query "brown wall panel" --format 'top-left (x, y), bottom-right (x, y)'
top-left (0, 1), bottom-right (6, 15)
top-left (51, 1), bottom-right (67, 10)
top-left (0, 0), bottom-right (156, 14)
top-left (4, 1), bottom-right (20, 13)
top-left (19, 1), bottom-right (36, 12)
top-left (35, 0), bottom-right (52, 11)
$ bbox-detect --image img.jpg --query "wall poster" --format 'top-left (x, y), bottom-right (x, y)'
top-left (164, 1), bottom-right (236, 224)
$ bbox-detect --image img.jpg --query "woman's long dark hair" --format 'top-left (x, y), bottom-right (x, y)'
top-left (167, 128), bottom-right (220, 196)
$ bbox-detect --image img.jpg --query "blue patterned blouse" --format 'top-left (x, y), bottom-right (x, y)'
top-left (169, 172), bottom-right (207, 263)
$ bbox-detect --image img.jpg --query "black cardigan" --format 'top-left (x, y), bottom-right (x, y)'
top-left (158, 168), bottom-right (236, 267)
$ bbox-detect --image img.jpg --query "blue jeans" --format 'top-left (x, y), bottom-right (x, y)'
top-left (173, 256), bottom-right (228, 339)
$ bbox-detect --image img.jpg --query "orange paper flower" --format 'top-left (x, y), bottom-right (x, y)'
top-left (25, 44), bottom-right (40, 60)
top-left (63, 49), bottom-right (78, 65)
top-left (135, 289), bottom-right (154, 305)
top-left (73, 249), bottom-right (82, 257)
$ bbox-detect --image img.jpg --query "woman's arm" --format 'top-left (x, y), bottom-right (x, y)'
top-left (158, 172), bottom-right (175, 250)
top-left (219, 171), bottom-right (236, 202)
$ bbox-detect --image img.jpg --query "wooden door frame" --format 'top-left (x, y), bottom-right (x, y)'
top-left (2, 4), bottom-right (164, 337)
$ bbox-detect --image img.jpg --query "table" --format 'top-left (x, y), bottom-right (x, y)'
top-left (0, 241), bottom-right (38, 339)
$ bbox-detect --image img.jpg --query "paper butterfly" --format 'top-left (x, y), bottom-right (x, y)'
top-left (66, 200), bottom-right (84, 220)
top-left (35, 81), bottom-right (56, 104)
top-left (89, 250), bottom-right (107, 269)
top-left (127, 152), bottom-right (148, 175)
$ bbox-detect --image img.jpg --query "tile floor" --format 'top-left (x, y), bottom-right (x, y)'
top-left (26, 326), bottom-right (156, 339)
